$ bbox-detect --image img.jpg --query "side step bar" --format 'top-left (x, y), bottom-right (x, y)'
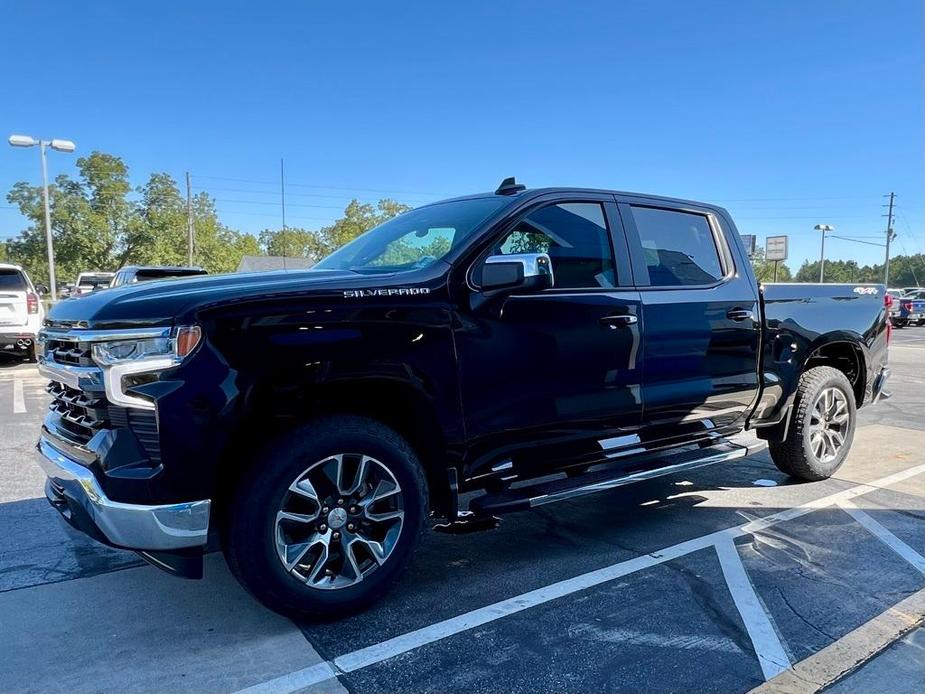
top-left (469, 440), bottom-right (758, 516)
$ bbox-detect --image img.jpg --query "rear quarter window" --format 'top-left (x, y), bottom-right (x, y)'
top-left (0, 270), bottom-right (27, 291)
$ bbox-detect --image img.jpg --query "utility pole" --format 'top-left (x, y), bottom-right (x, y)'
top-left (186, 172), bottom-right (194, 266)
top-left (814, 224), bottom-right (834, 282)
top-left (280, 158), bottom-right (287, 268)
top-left (883, 192), bottom-right (896, 287)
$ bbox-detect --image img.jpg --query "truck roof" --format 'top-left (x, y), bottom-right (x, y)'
top-left (430, 185), bottom-right (730, 216)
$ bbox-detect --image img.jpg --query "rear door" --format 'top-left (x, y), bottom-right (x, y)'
top-left (619, 198), bottom-right (761, 436)
top-left (0, 269), bottom-right (29, 327)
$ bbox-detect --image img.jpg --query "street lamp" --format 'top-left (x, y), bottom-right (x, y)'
top-left (814, 224), bottom-right (834, 283)
top-left (8, 134), bottom-right (77, 301)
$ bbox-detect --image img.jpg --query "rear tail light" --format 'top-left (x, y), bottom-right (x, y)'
top-left (26, 292), bottom-right (39, 315)
top-left (884, 294), bottom-right (893, 309)
top-left (901, 301), bottom-right (913, 311)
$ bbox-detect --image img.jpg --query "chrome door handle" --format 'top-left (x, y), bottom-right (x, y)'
top-left (726, 308), bottom-right (753, 322)
top-left (600, 314), bottom-right (638, 329)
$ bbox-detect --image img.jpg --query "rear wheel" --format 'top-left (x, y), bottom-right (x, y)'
top-left (769, 366), bottom-right (856, 481)
top-left (224, 415), bottom-right (428, 618)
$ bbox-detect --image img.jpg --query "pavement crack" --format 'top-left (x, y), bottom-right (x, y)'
top-left (776, 587), bottom-right (838, 642)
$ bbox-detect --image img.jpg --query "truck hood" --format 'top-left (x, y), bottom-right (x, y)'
top-left (45, 268), bottom-right (428, 329)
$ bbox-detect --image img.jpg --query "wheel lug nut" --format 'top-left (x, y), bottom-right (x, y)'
top-left (337, 499), bottom-right (344, 506)
top-left (319, 524), bottom-right (327, 532)
top-left (349, 506), bottom-right (358, 514)
top-left (332, 531), bottom-right (340, 540)
top-left (322, 506), bottom-right (329, 514)
top-left (347, 523), bottom-right (355, 532)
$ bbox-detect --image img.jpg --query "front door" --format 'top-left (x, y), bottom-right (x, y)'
top-left (455, 198), bottom-right (644, 476)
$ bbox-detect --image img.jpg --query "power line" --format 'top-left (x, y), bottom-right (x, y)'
top-left (193, 173), bottom-right (444, 197)
top-left (212, 198), bottom-right (345, 210)
top-left (828, 235), bottom-right (885, 248)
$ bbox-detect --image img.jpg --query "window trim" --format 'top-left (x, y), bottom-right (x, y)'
top-left (467, 197), bottom-right (628, 293)
top-left (619, 201), bottom-right (735, 291)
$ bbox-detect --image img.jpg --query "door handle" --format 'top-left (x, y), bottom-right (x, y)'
top-left (600, 314), bottom-right (638, 329)
top-left (726, 308), bottom-right (753, 322)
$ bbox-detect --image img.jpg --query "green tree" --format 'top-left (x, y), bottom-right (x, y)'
top-left (5, 152), bottom-right (262, 283)
top-left (259, 198), bottom-right (411, 261)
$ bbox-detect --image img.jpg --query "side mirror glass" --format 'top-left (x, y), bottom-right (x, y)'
top-left (479, 252), bottom-right (554, 292)
top-left (35, 284), bottom-right (49, 295)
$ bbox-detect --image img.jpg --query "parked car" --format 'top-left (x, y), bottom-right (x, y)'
top-left (109, 265), bottom-right (208, 287)
top-left (886, 288), bottom-right (905, 322)
top-left (0, 263), bottom-right (45, 361)
top-left (894, 291), bottom-right (925, 327)
top-left (34, 180), bottom-right (890, 618)
top-left (74, 272), bottom-right (115, 295)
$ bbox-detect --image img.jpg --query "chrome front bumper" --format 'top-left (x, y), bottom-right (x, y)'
top-left (36, 437), bottom-right (210, 551)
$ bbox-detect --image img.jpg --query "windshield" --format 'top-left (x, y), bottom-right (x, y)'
top-left (314, 197), bottom-right (508, 273)
top-left (78, 274), bottom-right (113, 288)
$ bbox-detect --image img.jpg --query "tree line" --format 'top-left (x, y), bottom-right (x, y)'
top-left (1, 151), bottom-right (408, 288)
top-left (3, 150), bottom-right (921, 289)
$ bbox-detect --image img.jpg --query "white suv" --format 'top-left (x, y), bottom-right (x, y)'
top-left (0, 263), bottom-right (45, 361)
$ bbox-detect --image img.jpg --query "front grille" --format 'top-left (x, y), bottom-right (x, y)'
top-left (47, 381), bottom-right (109, 443)
top-left (45, 338), bottom-right (94, 366)
top-left (42, 336), bottom-right (162, 463)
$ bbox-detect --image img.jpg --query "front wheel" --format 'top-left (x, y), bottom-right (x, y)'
top-left (224, 416), bottom-right (428, 619)
top-left (769, 366), bottom-right (857, 481)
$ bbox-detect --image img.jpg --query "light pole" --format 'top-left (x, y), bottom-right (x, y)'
top-left (8, 134), bottom-right (76, 302)
top-left (814, 224), bottom-right (834, 283)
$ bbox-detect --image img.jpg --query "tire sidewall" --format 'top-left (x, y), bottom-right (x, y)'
top-left (227, 418), bottom-right (426, 617)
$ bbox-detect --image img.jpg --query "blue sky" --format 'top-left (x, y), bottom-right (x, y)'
top-left (1, 1), bottom-right (922, 270)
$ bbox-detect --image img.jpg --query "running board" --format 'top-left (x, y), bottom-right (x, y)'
top-left (469, 441), bottom-right (753, 516)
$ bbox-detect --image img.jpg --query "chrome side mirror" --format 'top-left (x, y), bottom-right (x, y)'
top-left (479, 252), bottom-right (554, 292)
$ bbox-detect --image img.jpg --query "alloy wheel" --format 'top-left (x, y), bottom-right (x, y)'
top-left (809, 387), bottom-right (850, 463)
top-left (274, 453), bottom-right (404, 590)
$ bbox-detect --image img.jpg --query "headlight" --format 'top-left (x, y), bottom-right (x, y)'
top-left (89, 326), bottom-right (202, 411)
top-left (91, 326), bottom-right (202, 366)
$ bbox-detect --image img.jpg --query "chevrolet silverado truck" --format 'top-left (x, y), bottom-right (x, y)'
top-left (35, 179), bottom-right (891, 618)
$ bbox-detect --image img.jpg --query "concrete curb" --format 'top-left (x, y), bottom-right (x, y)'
top-left (748, 588), bottom-right (925, 694)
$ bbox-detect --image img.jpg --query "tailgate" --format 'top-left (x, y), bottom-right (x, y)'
top-left (0, 292), bottom-right (28, 327)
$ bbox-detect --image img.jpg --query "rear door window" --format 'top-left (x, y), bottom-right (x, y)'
top-left (630, 206), bottom-right (724, 286)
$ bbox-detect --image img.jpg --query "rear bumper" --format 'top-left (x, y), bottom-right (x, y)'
top-left (36, 436), bottom-right (210, 551)
top-left (0, 332), bottom-right (35, 353)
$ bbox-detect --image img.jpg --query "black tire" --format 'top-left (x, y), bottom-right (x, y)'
top-left (224, 415), bottom-right (428, 619)
top-left (768, 366), bottom-right (856, 481)
top-left (893, 319), bottom-right (906, 328)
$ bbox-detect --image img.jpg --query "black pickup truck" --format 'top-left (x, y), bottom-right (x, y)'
top-left (35, 179), bottom-right (891, 618)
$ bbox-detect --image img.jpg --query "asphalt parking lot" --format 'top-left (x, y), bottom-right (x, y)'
top-left (1, 330), bottom-right (923, 694)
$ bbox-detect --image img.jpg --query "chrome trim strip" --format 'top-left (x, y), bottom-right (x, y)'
top-left (529, 445), bottom-right (749, 508)
top-left (37, 361), bottom-right (103, 390)
top-left (36, 437), bottom-right (209, 550)
top-left (40, 327), bottom-right (172, 343)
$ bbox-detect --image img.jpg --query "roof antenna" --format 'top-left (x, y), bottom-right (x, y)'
top-left (495, 176), bottom-right (526, 195)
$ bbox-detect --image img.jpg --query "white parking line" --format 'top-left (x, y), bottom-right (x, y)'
top-left (838, 499), bottom-right (925, 574)
top-left (12, 378), bottom-right (25, 414)
top-left (715, 536), bottom-right (790, 679)
top-left (233, 462), bottom-right (925, 694)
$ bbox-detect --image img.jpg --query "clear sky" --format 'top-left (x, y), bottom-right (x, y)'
top-left (2, 1), bottom-right (922, 270)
